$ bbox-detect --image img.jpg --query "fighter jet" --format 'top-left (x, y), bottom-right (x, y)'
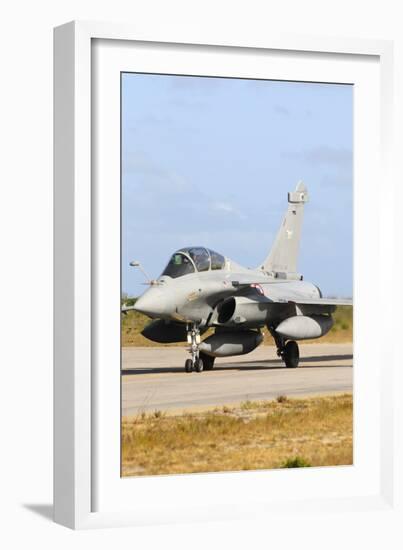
top-left (125, 182), bottom-right (352, 373)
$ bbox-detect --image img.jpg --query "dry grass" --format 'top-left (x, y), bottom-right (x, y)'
top-left (121, 305), bottom-right (353, 347)
top-left (121, 393), bottom-right (353, 477)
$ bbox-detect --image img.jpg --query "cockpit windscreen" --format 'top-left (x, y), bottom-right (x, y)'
top-left (160, 248), bottom-right (226, 278)
top-left (186, 248), bottom-right (210, 272)
top-left (161, 253), bottom-right (195, 279)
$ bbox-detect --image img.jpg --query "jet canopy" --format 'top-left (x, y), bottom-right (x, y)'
top-left (161, 247), bottom-right (226, 279)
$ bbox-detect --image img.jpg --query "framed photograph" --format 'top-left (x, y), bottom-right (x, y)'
top-left (54, 21), bottom-right (396, 529)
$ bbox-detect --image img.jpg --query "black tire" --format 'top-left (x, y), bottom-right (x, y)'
top-left (199, 352), bottom-right (215, 371)
top-left (194, 357), bottom-right (204, 373)
top-left (283, 340), bottom-right (299, 368)
top-left (185, 358), bottom-right (193, 373)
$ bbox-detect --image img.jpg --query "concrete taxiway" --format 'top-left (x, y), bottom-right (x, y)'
top-left (121, 343), bottom-right (353, 416)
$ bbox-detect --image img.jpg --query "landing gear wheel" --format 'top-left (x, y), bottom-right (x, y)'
top-left (283, 340), bottom-right (299, 368)
top-left (194, 358), bottom-right (204, 373)
top-left (185, 359), bottom-right (193, 373)
top-left (186, 323), bottom-right (204, 373)
top-left (199, 352), bottom-right (215, 371)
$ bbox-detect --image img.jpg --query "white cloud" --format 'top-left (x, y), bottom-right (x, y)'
top-left (283, 146), bottom-right (352, 166)
top-left (211, 201), bottom-right (247, 220)
top-left (274, 105), bottom-right (290, 115)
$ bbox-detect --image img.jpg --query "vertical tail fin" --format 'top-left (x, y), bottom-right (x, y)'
top-left (259, 181), bottom-right (308, 277)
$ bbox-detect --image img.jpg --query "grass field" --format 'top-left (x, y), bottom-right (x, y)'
top-left (121, 303), bottom-right (353, 347)
top-left (121, 393), bottom-right (353, 477)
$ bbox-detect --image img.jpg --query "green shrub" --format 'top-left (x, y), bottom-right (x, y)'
top-left (282, 456), bottom-right (311, 468)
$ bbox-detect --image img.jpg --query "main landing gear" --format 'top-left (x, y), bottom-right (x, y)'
top-left (281, 340), bottom-right (300, 368)
top-left (269, 328), bottom-right (300, 368)
top-left (184, 323), bottom-right (215, 373)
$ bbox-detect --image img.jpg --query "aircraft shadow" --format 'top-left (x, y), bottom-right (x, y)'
top-left (122, 354), bottom-right (353, 376)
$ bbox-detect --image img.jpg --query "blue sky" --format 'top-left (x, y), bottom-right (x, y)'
top-left (122, 73), bottom-right (352, 298)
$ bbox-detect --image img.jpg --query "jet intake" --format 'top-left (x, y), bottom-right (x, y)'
top-left (217, 297), bottom-right (236, 323)
top-left (275, 315), bottom-right (333, 340)
top-left (217, 296), bottom-right (268, 326)
top-left (199, 330), bottom-right (263, 357)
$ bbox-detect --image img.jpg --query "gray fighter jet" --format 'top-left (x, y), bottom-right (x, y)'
top-left (125, 182), bottom-right (352, 372)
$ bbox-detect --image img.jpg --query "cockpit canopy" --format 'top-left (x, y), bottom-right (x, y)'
top-left (161, 247), bottom-right (226, 279)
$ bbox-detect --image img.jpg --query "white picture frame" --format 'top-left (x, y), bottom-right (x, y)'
top-left (54, 21), bottom-right (398, 530)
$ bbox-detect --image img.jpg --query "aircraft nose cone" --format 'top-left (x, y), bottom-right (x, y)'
top-left (134, 288), bottom-right (171, 318)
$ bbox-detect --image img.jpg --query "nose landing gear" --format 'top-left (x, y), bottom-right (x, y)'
top-left (185, 324), bottom-right (204, 373)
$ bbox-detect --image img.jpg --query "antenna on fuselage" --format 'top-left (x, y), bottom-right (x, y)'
top-left (129, 260), bottom-right (158, 285)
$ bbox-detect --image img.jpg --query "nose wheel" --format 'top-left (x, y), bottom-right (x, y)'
top-left (185, 357), bottom-right (204, 373)
top-left (185, 359), bottom-right (193, 373)
top-left (185, 324), bottom-right (204, 373)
